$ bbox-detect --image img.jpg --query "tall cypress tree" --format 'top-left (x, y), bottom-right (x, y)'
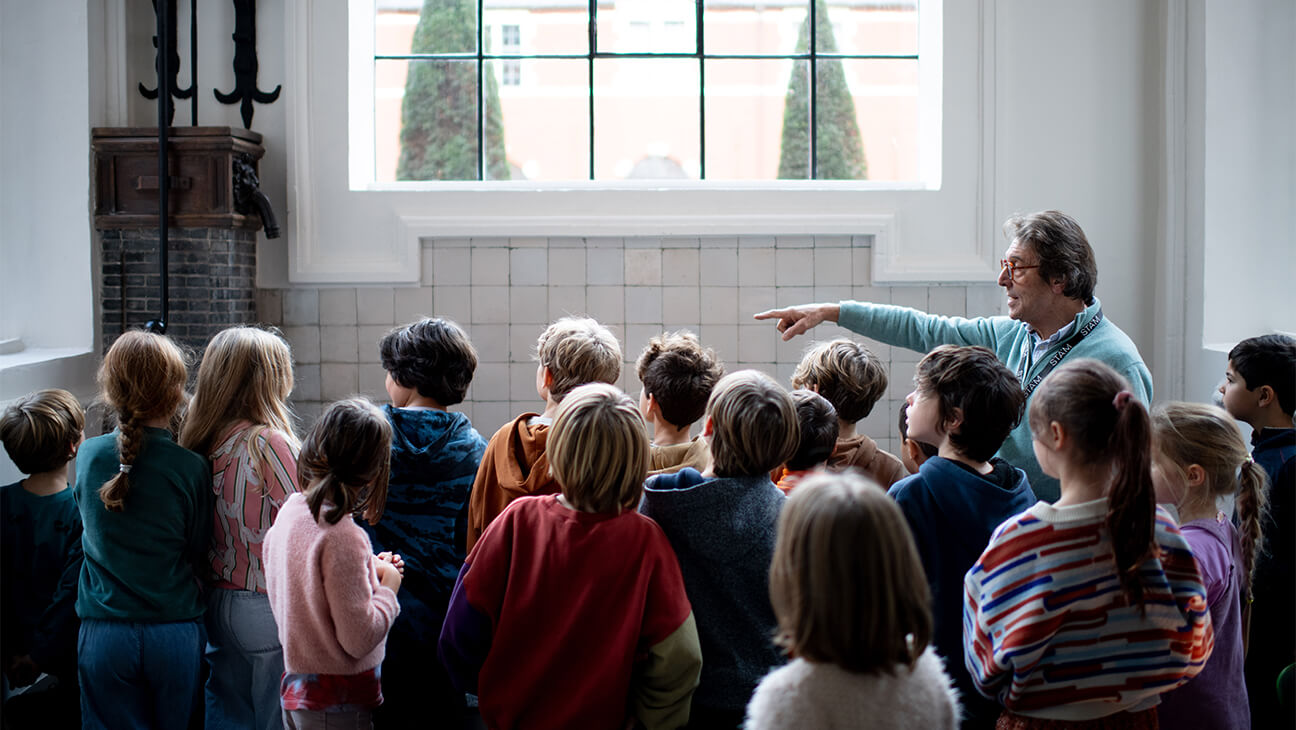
top-left (777, 0), bottom-right (867, 180)
top-left (397, 0), bottom-right (509, 180)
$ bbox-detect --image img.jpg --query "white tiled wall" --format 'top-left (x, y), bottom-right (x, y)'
top-left (259, 235), bottom-right (1006, 453)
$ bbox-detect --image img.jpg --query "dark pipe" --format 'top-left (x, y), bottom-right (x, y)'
top-left (249, 189), bottom-right (280, 239)
top-left (190, 0), bottom-right (198, 125)
top-left (148, 0), bottom-right (171, 335)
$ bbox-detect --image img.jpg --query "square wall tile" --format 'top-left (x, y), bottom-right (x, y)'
top-left (357, 325), bottom-right (390, 362)
top-left (548, 249), bottom-right (587, 286)
top-left (890, 286), bottom-right (928, 312)
top-left (282, 326), bottom-right (321, 364)
top-left (852, 247), bottom-right (873, 285)
top-left (393, 287), bottom-right (435, 324)
top-left (359, 362), bottom-right (388, 400)
top-left (472, 402), bottom-right (514, 437)
top-left (356, 288), bottom-right (395, 326)
top-left (420, 247), bottom-right (436, 285)
top-left (511, 362), bottom-right (540, 401)
top-left (320, 325), bottom-right (359, 363)
top-left (738, 249), bottom-right (776, 287)
top-left (851, 286), bottom-right (892, 306)
top-left (814, 248), bottom-right (853, 286)
top-left (318, 288), bottom-right (357, 326)
top-left (468, 324), bottom-right (509, 362)
top-left (662, 249), bottom-right (699, 286)
top-left (625, 287), bottom-right (663, 324)
top-left (256, 289), bottom-right (282, 324)
top-left (509, 286), bottom-right (549, 324)
top-left (293, 401), bottom-right (324, 430)
top-left (473, 363), bottom-right (510, 403)
top-left (967, 285), bottom-right (1005, 317)
top-left (510, 325), bottom-right (540, 362)
top-left (471, 286), bottom-right (511, 324)
top-left (282, 289), bottom-right (319, 326)
top-left (775, 249), bottom-right (814, 287)
top-left (662, 287), bottom-right (700, 324)
top-left (586, 286), bottom-right (625, 324)
top-left (928, 286), bottom-right (967, 318)
top-left (511, 248), bottom-right (548, 287)
top-left (699, 248), bottom-right (738, 286)
top-left (738, 287), bottom-right (776, 319)
top-left (699, 287), bottom-right (738, 325)
top-left (548, 286), bottom-right (587, 320)
top-left (320, 364), bottom-right (359, 400)
top-left (292, 364), bottom-right (321, 401)
top-left (699, 325), bottom-right (739, 366)
top-left (776, 287), bottom-right (815, 308)
top-left (625, 325), bottom-right (664, 363)
top-left (471, 248), bottom-right (509, 286)
top-left (434, 285), bottom-right (472, 324)
top-left (433, 248), bottom-right (471, 287)
top-left (738, 323), bottom-right (777, 363)
top-left (587, 249), bottom-right (625, 285)
top-left (509, 237), bottom-right (547, 248)
top-left (625, 249), bottom-right (662, 286)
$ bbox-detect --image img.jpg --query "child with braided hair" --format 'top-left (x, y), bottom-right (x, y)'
top-left (74, 330), bottom-right (213, 729)
top-left (1151, 402), bottom-right (1267, 729)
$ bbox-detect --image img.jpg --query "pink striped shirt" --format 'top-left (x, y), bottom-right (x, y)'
top-left (209, 421), bottom-right (299, 592)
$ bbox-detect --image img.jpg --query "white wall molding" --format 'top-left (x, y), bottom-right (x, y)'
top-left (1152, 0), bottom-right (1188, 401)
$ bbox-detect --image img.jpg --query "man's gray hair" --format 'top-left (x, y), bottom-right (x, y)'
top-left (1003, 210), bottom-right (1098, 305)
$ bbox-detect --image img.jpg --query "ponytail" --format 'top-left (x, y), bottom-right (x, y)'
top-left (1235, 459), bottom-right (1269, 598)
top-left (1105, 392), bottom-right (1157, 609)
top-left (1031, 360), bottom-right (1158, 611)
top-left (296, 398), bottom-right (392, 526)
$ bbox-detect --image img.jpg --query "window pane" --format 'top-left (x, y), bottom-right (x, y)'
top-left (596, 0), bottom-right (697, 55)
top-left (703, 0), bottom-right (808, 56)
top-left (377, 0), bottom-right (478, 56)
top-left (594, 59), bottom-right (700, 180)
top-left (704, 59), bottom-right (805, 180)
top-left (380, 59), bottom-right (483, 182)
top-left (483, 4), bottom-right (589, 56)
top-left (486, 60), bottom-right (590, 181)
top-left (815, 0), bottom-right (919, 56)
top-left (815, 58), bottom-right (919, 181)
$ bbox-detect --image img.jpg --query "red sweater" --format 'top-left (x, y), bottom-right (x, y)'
top-left (440, 495), bottom-right (702, 729)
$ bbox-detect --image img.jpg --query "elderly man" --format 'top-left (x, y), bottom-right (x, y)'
top-left (755, 210), bottom-right (1151, 501)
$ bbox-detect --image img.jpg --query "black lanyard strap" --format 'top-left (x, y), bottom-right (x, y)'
top-left (1018, 308), bottom-right (1105, 398)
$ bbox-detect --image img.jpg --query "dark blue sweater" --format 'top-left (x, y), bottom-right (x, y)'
top-left (640, 468), bottom-right (786, 712)
top-left (888, 456), bottom-right (1036, 729)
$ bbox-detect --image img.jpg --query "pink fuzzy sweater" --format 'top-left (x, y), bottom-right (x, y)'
top-left (264, 493), bottom-right (400, 675)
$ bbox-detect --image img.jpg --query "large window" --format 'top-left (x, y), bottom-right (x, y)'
top-left (367, 0), bottom-right (937, 184)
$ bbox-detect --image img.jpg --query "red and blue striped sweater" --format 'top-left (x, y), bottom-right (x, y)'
top-left (963, 499), bottom-right (1213, 721)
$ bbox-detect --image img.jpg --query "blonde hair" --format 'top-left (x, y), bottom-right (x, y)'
top-left (97, 331), bottom-right (190, 511)
top-left (180, 326), bottom-right (298, 463)
top-left (707, 370), bottom-right (798, 477)
top-left (1152, 401), bottom-right (1268, 596)
top-left (770, 472), bottom-right (932, 672)
top-left (548, 383), bottom-right (650, 514)
top-left (296, 398), bottom-right (391, 526)
top-left (0, 389), bottom-right (85, 474)
top-left (791, 339), bottom-right (887, 423)
top-left (535, 317), bottom-right (622, 403)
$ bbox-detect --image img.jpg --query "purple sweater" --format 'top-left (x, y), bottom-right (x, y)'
top-left (1156, 515), bottom-right (1249, 729)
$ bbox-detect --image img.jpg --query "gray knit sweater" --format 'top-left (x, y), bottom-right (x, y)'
top-left (640, 467), bottom-right (786, 712)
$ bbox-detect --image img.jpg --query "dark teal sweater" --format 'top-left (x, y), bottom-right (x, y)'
top-left (74, 428), bottom-right (212, 622)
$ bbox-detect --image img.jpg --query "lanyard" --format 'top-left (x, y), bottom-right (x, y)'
top-left (1017, 307), bottom-right (1104, 398)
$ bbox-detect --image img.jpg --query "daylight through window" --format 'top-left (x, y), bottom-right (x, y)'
top-left (372, 0), bottom-right (928, 183)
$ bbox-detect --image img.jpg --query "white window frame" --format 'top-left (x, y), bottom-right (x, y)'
top-left (287, 0), bottom-right (1000, 285)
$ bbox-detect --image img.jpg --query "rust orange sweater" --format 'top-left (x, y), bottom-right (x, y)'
top-left (465, 413), bottom-right (557, 551)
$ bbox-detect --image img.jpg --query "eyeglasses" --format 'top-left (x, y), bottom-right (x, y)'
top-left (1000, 259), bottom-right (1041, 279)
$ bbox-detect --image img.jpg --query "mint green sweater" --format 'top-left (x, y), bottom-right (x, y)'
top-left (837, 297), bottom-right (1152, 501)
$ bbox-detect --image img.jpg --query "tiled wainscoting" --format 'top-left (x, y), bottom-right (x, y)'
top-left (257, 235), bottom-right (1006, 455)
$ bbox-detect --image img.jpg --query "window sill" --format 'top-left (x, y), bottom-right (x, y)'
top-left (0, 348), bottom-right (98, 403)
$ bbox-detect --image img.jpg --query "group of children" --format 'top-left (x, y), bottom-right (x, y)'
top-left (0, 312), bottom-right (1292, 729)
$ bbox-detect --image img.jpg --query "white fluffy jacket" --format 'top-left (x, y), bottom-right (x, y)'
top-left (744, 648), bottom-right (961, 730)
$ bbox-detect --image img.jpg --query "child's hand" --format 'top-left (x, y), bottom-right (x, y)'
top-left (376, 551), bottom-right (405, 575)
top-left (6, 655), bottom-right (39, 688)
top-left (375, 557), bottom-right (403, 593)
